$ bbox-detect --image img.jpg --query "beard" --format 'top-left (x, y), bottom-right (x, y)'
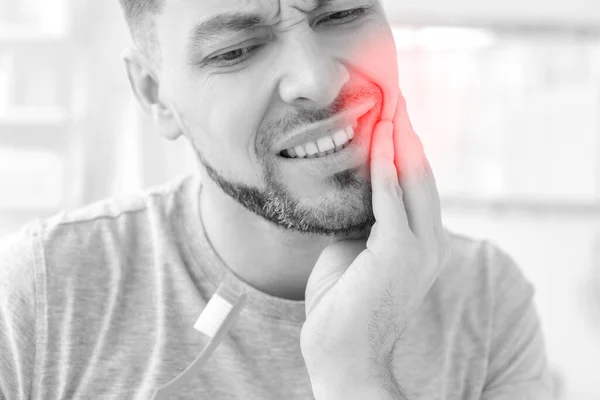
top-left (193, 146), bottom-right (375, 238)
top-left (174, 82), bottom-right (380, 238)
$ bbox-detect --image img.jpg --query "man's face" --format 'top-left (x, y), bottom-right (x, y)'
top-left (154, 0), bottom-right (398, 236)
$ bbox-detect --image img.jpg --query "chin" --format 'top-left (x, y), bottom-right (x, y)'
top-left (285, 167), bottom-right (368, 202)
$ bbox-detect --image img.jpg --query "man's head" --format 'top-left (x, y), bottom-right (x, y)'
top-left (119, 0), bottom-right (163, 58)
top-left (121, 0), bottom-right (399, 237)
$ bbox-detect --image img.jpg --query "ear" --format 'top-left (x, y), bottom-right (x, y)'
top-left (122, 48), bottom-right (182, 141)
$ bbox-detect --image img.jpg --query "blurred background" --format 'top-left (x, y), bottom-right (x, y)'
top-left (0, 0), bottom-right (599, 398)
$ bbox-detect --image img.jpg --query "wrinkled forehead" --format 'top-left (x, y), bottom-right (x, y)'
top-left (160, 0), bottom-right (365, 29)
top-left (156, 0), bottom-right (365, 59)
top-left (162, 0), bottom-right (326, 20)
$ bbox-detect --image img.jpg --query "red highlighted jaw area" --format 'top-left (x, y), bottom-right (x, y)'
top-left (276, 99), bottom-right (381, 177)
top-left (275, 28), bottom-right (399, 177)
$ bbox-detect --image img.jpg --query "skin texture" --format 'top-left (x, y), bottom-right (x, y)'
top-left (123, 1), bottom-right (450, 397)
top-left (123, 0), bottom-right (399, 300)
top-left (302, 98), bottom-right (448, 399)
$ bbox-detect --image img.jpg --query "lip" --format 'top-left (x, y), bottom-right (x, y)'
top-left (277, 132), bottom-right (369, 177)
top-left (275, 105), bottom-right (377, 176)
top-left (272, 100), bottom-right (376, 155)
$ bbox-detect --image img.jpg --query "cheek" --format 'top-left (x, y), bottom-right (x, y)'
top-left (346, 25), bottom-right (399, 121)
top-left (184, 75), bottom-right (272, 173)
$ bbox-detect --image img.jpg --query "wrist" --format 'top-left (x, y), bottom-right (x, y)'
top-left (302, 333), bottom-right (407, 399)
top-left (307, 363), bottom-right (408, 400)
top-left (310, 376), bottom-right (407, 400)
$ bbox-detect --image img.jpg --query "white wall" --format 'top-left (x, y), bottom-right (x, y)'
top-left (381, 0), bottom-right (600, 28)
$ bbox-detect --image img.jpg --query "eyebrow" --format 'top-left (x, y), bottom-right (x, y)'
top-left (187, 13), bottom-right (270, 48)
top-left (186, 1), bottom-right (338, 48)
top-left (303, 0), bottom-right (337, 9)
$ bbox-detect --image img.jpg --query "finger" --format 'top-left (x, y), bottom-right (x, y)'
top-left (404, 121), bottom-right (445, 239)
top-left (393, 95), bottom-right (439, 241)
top-left (393, 93), bottom-right (421, 182)
top-left (380, 85), bottom-right (399, 125)
top-left (370, 120), bottom-right (411, 237)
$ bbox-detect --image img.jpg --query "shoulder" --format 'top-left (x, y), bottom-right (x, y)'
top-left (431, 228), bottom-right (534, 328)
top-left (0, 222), bottom-right (39, 399)
top-left (441, 228), bottom-right (531, 294)
top-left (0, 221), bottom-right (39, 303)
top-left (38, 174), bottom-right (196, 249)
top-left (2, 174), bottom-right (199, 275)
top-left (42, 175), bottom-right (194, 231)
top-left (0, 221), bottom-right (39, 352)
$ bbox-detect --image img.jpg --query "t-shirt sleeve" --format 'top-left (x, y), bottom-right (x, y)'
top-left (481, 242), bottom-right (554, 400)
top-left (0, 223), bottom-right (39, 400)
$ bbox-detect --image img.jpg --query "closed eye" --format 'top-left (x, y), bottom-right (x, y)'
top-left (316, 7), bottom-right (372, 26)
top-left (206, 44), bottom-right (265, 67)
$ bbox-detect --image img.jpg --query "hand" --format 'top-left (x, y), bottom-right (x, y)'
top-left (301, 93), bottom-right (450, 398)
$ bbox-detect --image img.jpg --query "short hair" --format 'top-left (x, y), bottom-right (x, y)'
top-left (119, 0), bottom-right (164, 59)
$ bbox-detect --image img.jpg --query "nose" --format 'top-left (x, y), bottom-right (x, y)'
top-left (277, 35), bottom-right (350, 110)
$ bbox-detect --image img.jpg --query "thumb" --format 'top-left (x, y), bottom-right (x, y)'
top-left (305, 239), bottom-right (367, 317)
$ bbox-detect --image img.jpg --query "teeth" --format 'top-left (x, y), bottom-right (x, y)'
top-left (284, 143), bottom-right (350, 159)
top-left (293, 145), bottom-right (306, 157)
top-left (281, 126), bottom-right (354, 159)
top-left (316, 136), bottom-right (335, 153)
top-left (332, 129), bottom-right (350, 146)
top-left (305, 142), bottom-right (319, 156)
top-left (345, 126), bottom-right (355, 140)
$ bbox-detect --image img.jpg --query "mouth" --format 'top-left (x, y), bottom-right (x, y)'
top-left (275, 102), bottom-right (379, 176)
top-left (279, 125), bottom-right (355, 159)
top-left (273, 101), bottom-right (375, 158)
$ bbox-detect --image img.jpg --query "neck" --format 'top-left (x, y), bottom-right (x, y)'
top-left (200, 177), bottom-right (336, 301)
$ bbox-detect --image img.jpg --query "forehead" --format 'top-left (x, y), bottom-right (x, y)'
top-left (164, 0), bottom-right (335, 17)
top-left (158, 0), bottom-right (358, 52)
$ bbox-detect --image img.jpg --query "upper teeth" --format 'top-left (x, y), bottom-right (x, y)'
top-left (284, 126), bottom-right (355, 158)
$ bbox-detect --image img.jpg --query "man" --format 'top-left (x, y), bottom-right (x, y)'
top-left (0, 0), bottom-right (553, 399)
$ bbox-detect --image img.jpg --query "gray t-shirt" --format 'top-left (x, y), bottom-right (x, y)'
top-left (0, 175), bottom-right (553, 399)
